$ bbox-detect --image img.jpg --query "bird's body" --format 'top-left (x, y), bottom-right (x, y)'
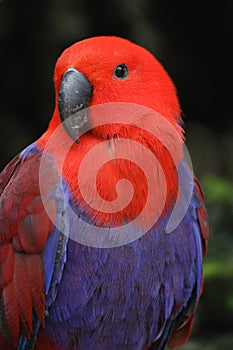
top-left (0, 36), bottom-right (209, 350)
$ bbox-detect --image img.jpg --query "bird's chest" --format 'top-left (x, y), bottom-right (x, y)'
top-left (42, 208), bottom-right (197, 349)
top-left (48, 236), bottom-right (157, 323)
top-left (61, 134), bottom-right (178, 228)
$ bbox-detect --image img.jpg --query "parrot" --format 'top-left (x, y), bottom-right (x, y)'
top-left (0, 36), bottom-right (209, 350)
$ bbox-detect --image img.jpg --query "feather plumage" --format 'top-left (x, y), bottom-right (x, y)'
top-left (0, 36), bottom-right (209, 349)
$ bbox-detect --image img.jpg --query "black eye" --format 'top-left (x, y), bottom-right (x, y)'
top-left (114, 64), bottom-right (129, 80)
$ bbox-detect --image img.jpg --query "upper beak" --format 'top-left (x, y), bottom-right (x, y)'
top-left (58, 68), bottom-right (93, 141)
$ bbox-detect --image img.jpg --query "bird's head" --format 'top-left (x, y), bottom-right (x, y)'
top-left (49, 36), bottom-right (182, 141)
top-left (38, 36), bottom-right (186, 229)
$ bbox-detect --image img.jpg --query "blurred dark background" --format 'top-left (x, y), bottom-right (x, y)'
top-left (1, 0), bottom-right (233, 348)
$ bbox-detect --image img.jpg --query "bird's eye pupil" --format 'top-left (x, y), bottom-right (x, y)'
top-left (114, 64), bottom-right (128, 80)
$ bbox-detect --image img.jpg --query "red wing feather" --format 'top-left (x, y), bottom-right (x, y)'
top-left (14, 253), bottom-right (33, 337)
top-left (194, 177), bottom-right (210, 257)
top-left (1, 280), bottom-right (19, 347)
top-left (168, 315), bottom-right (194, 349)
top-left (0, 244), bottom-right (14, 293)
top-left (0, 151), bottom-right (56, 348)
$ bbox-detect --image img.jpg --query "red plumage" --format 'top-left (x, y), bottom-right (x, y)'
top-left (0, 153), bottom-right (55, 347)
